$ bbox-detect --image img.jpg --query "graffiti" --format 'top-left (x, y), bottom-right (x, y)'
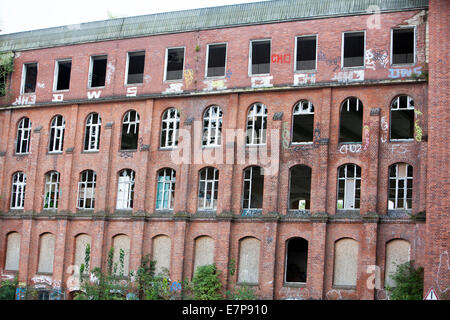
top-left (339, 144), bottom-right (362, 154)
top-left (241, 209), bottom-right (262, 216)
top-left (414, 109), bottom-right (423, 142)
top-left (52, 93), bottom-right (64, 102)
top-left (12, 95), bottom-right (36, 106)
top-left (31, 275), bottom-right (61, 289)
top-left (271, 53), bottom-right (291, 64)
top-left (126, 86), bottom-right (137, 97)
top-left (365, 49), bottom-right (389, 70)
top-left (380, 116), bottom-right (388, 143)
top-left (119, 151), bottom-right (134, 158)
top-left (144, 74), bottom-right (151, 84)
top-left (293, 73), bottom-right (316, 86)
top-left (225, 69), bottom-right (232, 80)
top-left (318, 50), bottom-right (340, 72)
top-left (363, 122), bottom-right (370, 150)
top-left (388, 66), bottom-right (422, 79)
top-left (66, 265), bottom-right (81, 291)
top-left (325, 289), bottom-right (343, 300)
top-left (105, 61), bottom-right (115, 85)
top-left (87, 91), bottom-right (102, 99)
top-left (251, 76), bottom-right (273, 88)
top-left (389, 144), bottom-right (411, 154)
top-left (170, 280), bottom-right (182, 292)
top-left (163, 83), bottom-right (183, 94)
top-left (279, 286), bottom-right (310, 300)
top-left (366, 5), bottom-right (381, 30)
top-left (183, 69), bottom-right (194, 88)
top-left (203, 79), bottom-right (227, 91)
top-left (366, 265), bottom-right (381, 290)
top-left (286, 126), bottom-right (322, 153)
top-left (282, 122), bottom-right (290, 149)
top-left (332, 70), bottom-right (364, 83)
top-left (16, 155), bottom-right (27, 161)
top-left (435, 251), bottom-right (450, 294)
top-left (15, 287), bottom-right (27, 300)
top-left (0, 268), bottom-right (15, 281)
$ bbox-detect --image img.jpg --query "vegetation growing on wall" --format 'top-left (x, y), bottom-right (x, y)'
top-left (386, 261), bottom-right (424, 300)
top-left (0, 52), bottom-right (14, 97)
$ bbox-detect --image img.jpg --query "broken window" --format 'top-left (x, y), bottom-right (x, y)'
top-left (343, 32), bottom-right (365, 68)
top-left (156, 168), bottom-right (176, 210)
top-left (206, 43), bottom-right (226, 77)
top-left (392, 28), bottom-right (415, 65)
top-left (292, 100), bottom-right (314, 143)
top-left (0, 56), bottom-right (11, 97)
top-left (21, 63), bottom-right (38, 93)
top-left (165, 47), bottom-right (184, 81)
top-left (289, 165), bottom-right (312, 210)
top-left (285, 237), bottom-right (308, 283)
top-left (43, 171), bottom-right (60, 210)
top-left (193, 236), bottom-right (214, 275)
top-left (160, 108), bottom-right (180, 148)
top-left (54, 60), bottom-right (72, 91)
top-left (385, 239), bottom-right (411, 287)
top-left (242, 166), bottom-right (264, 210)
top-left (202, 105), bottom-right (223, 146)
top-left (339, 97), bottom-right (363, 143)
top-left (48, 115), bottom-right (65, 153)
top-left (296, 36), bottom-right (317, 71)
top-left (333, 238), bottom-right (358, 287)
top-left (38, 233), bottom-right (55, 274)
top-left (337, 164), bottom-right (361, 210)
top-left (11, 172), bottom-right (26, 209)
top-left (246, 103), bottom-right (267, 145)
top-left (116, 169), bottom-right (135, 210)
top-left (74, 234), bottom-right (91, 274)
top-left (84, 113), bottom-right (102, 151)
top-left (112, 234), bottom-right (130, 275)
top-left (152, 235), bottom-right (171, 275)
top-left (16, 117), bottom-right (32, 154)
top-left (89, 55), bottom-right (107, 88)
top-left (389, 163), bottom-right (413, 210)
top-left (390, 95), bottom-right (415, 140)
top-left (250, 40), bottom-right (271, 75)
top-left (126, 51), bottom-right (145, 84)
top-left (77, 170), bottom-right (96, 210)
top-left (121, 110), bottom-right (140, 150)
top-left (238, 237), bottom-right (260, 284)
top-left (5, 232), bottom-right (21, 271)
top-left (198, 167), bottom-right (219, 211)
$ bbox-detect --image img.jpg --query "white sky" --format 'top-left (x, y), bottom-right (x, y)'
top-left (0, 0), bottom-right (268, 34)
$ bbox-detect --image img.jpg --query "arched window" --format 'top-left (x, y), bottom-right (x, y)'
top-left (5, 232), bottom-right (21, 271)
top-left (116, 169), bottom-right (135, 210)
top-left (11, 172), bottom-right (26, 209)
top-left (202, 106), bottom-right (223, 146)
top-left (193, 236), bottom-right (214, 275)
top-left (246, 103), bottom-right (267, 145)
top-left (49, 115), bottom-right (65, 152)
top-left (285, 237), bottom-right (308, 283)
top-left (238, 237), bottom-right (261, 284)
top-left (242, 166), bottom-right (264, 210)
top-left (160, 108), bottom-right (180, 148)
top-left (292, 100), bottom-right (314, 143)
top-left (77, 170), bottom-right (96, 209)
top-left (337, 164), bottom-right (361, 210)
top-left (289, 165), bottom-right (312, 210)
top-left (198, 167), bottom-right (219, 210)
top-left (16, 117), bottom-right (32, 154)
top-left (43, 171), bottom-right (60, 210)
top-left (389, 163), bottom-right (413, 210)
top-left (156, 168), bottom-right (176, 210)
top-left (121, 110), bottom-right (140, 150)
top-left (339, 98), bottom-right (363, 143)
top-left (390, 95), bottom-right (415, 140)
top-left (38, 233), bottom-right (56, 274)
top-left (74, 234), bottom-right (91, 274)
top-left (152, 235), bottom-right (171, 275)
top-left (112, 234), bottom-right (130, 276)
top-left (333, 238), bottom-right (358, 287)
top-left (385, 239), bottom-right (411, 287)
top-left (84, 113), bottom-right (101, 151)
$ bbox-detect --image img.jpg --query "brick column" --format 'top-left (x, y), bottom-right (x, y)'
top-left (364, 108), bottom-right (380, 213)
top-left (215, 217), bottom-right (232, 291)
top-left (18, 217), bottom-right (33, 283)
top-left (90, 218), bottom-right (106, 269)
top-left (96, 121), bottom-right (114, 213)
top-left (129, 217), bottom-right (145, 272)
top-left (260, 218), bottom-right (279, 299)
top-left (359, 216), bottom-right (379, 300)
top-left (309, 216), bottom-right (328, 299)
top-left (53, 218), bottom-right (68, 288)
top-left (172, 217), bottom-right (188, 283)
top-left (26, 125), bottom-right (43, 213)
top-left (0, 110), bottom-right (11, 212)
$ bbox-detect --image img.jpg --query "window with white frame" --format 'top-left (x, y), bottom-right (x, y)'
top-left (156, 168), bottom-right (176, 210)
top-left (202, 105), bottom-right (223, 146)
top-left (242, 166), bottom-right (264, 210)
top-left (198, 167), bottom-right (219, 210)
top-left (390, 95), bottom-right (415, 140)
top-left (84, 113), bottom-right (101, 151)
top-left (16, 117), bottom-right (32, 154)
top-left (77, 170), bottom-right (96, 210)
top-left (342, 32), bottom-right (365, 68)
top-left (21, 63), bottom-right (38, 94)
top-left (116, 169), bottom-right (135, 210)
top-left (389, 163), bottom-right (413, 210)
top-left (246, 103), bottom-right (267, 145)
top-left (206, 44), bottom-right (227, 77)
top-left (295, 35), bottom-right (317, 71)
top-left (337, 164), bottom-right (361, 210)
top-left (126, 51), bottom-right (145, 84)
top-left (292, 100), bottom-right (314, 143)
top-left (48, 115), bottom-right (65, 153)
top-left (250, 40), bottom-right (271, 75)
top-left (11, 172), bottom-right (26, 209)
top-left (339, 97), bottom-right (363, 143)
top-left (392, 28), bottom-right (415, 65)
top-left (88, 55), bottom-right (107, 88)
top-left (54, 59), bottom-right (72, 91)
top-left (43, 171), bottom-right (60, 210)
top-left (165, 47), bottom-right (184, 81)
top-left (121, 110), bottom-right (140, 150)
top-left (160, 108), bottom-right (180, 148)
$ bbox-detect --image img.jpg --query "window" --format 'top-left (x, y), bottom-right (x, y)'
top-left (126, 51), bottom-right (145, 84)
top-left (74, 234), bottom-right (91, 273)
top-left (89, 55), bottom-right (107, 88)
top-left (0, 55), bottom-right (11, 96)
top-left (152, 235), bottom-right (171, 275)
top-left (112, 234), bottom-right (130, 276)
top-left (385, 239), bottom-right (411, 287)
top-left (43, 171), bottom-right (60, 210)
top-left (160, 108), bottom-right (180, 148)
top-left (121, 110), bottom-right (140, 150)
top-left (54, 60), bottom-right (72, 91)
top-left (238, 237), bottom-right (260, 284)
top-left (77, 170), bottom-right (96, 210)
top-left (246, 103), bottom-right (267, 145)
top-left (16, 117), bottom-right (32, 154)
top-left (333, 238), bottom-right (358, 287)
top-left (242, 166), bottom-right (264, 210)
top-left (193, 236), bottom-right (214, 275)
top-left (342, 32), bottom-right (365, 68)
top-left (48, 115), bottom-right (65, 153)
top-left (337, 164), bottom-right (361, 210)
top-left (21, 63), bottom-right (37, 93)
top-left (390, 95), bottom-right (415, 140)
top-left (285, 237), bottom-right (308, 283)
top-left (84, 113), bottom-right (101, 151)
top-left (165, 47), bottom-right (184, 81)
top-left (11, 172), bottom-right (26, 209)
top-left (392, 28), bottom-right (415, 65)
top-left (5, 232), bottom-right (21, 271)
top-left (198, 167), bottom-right (219, 211)
top-left (295, 36), bottom-right (317, 71)
top-left (339, 97), bottom-right (363, 143)
top-left (250, 40), bottom-right (271, 75)
top-left (156, 168), bottom-right (176, 210)
top-left (289, 165), bottom-right (312, 210)
top-left (292, 100), bottom-right (314, 143)
top-left (206, 44), bottom-right (227, 77)
top-left (38, 233), bottom-right (55, 274)
top-left (389, 163), bottom-right (413, 210)
top-left (116, 169), bottom-right (135, 210)
top-left (202, 106), bottom-right (223, 146)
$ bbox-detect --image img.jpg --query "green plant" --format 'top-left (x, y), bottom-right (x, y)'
top-left (190, 264), bottom-right (223, 300)
top-left (0, 52), bottom-right (14, 97)
top-left (0, 277), bottom-right (18, 300)
top-left (386, 261), bottom-right (424, 300)
top-left (226, 284), bottom-right (258, 300)
top-left (228, 258), bottom-right (236, 276)
top-left (135, 255), bottom-right (174, 300)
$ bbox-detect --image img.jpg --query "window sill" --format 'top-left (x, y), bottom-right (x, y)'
top-left (338, 142), bottom-right (362, 145)
top-left (332, 285), bottom-right (356, 290)
top-left (283, 282), bottom-right (306, 288)
top-left (389, 139), bottom-right (414, 142)
top-left (47, 151), bottom-right (63, 155)
top-left (82, 150), bottom-right (100, 154)
top-left (20, 92), bottom-right (36, 95)
top-left (53, 89), bottom-right (70, 93)
top-left (36, 272), bottom-right (54, 276)
top-left (159, 147), bottom-right (177, 151)
top-left (294, 69), bottom-right (316, 73)
top-left (390, 63), bottom-right (416, 68)
top-left (119, 149), bottom-right (137, 153)
top-left (237, 282), bottom-right (259, 287)
top-left (88, 86), bottom-right (105, 90)
top-left (202, 145), bottom-right (221, 149)
top-left (249, 73), bottom-right (271, 77)
top-left (341, 66), bottom-right (365, 70)
top-left (125, 82), bottom-right (144, 87)
top-left (14, 153), bottom-right (30, 156)
top-left (163, 79), bottom-right (183, 83)
top-left (291, 141), bottom-right (313, 145)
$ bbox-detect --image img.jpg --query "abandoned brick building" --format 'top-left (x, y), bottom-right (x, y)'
top-left (0, 0), bottom-right (448, 300)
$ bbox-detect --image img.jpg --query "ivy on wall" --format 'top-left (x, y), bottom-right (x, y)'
top-left (0, 52), bottom-right (14, 97)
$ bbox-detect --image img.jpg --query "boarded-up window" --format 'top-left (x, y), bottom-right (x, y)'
top-left (238, 237), bottom-right (260, 284)
top-left (385, 239), bottom-right (411, 287)
top-left (38, 233), bottom-right (55, 274)
top-left (112, 235), bottom-right (130, 275)
top-left (152, 235), bottom-right (171, 275)
top-left (74, 234), bottom-right (91, 272)
top-left (333, 238), bottom-right (358, 287)
top-left (5, 232), bottom-right (21, 271)
top-left (193, 236), bottom-right (214, 275)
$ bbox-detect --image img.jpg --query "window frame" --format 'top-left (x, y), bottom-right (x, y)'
top-left (291, 100), bottom-right (315, 145)
top-left (155, 168), bottom-right (176, 211)
top-left (284, 237), bottom-right (308, 285)
top-left (88, 55), bottom-right (108, 89)
top-left (163, 46), bottom-right (185, 82)
top-left (242, 166), bottom-right (264, 210)
top-left (83, 113), bottom-right (102, 152)
top-left (43, 171), bottom-right (60, 210)
top-left (248, 39), bottom-right (272, 76)
top-left (125, 51), bottom-right (146, 86)
top-left (53, 58), bottom-right (72, 92)
top-left (246, 103), bottom-right (268, 146)
top-left (341, 30), bottom-right (366, 69)
top-left (205, 42), bottom-right (228, 79)
top-left (389, 95), bottom-right (415, 142)
top-left (388, 163), bottom-right (413, 210)
top-left (20, 62), bottom-right (38, 94)
top-left (160, 108), bottom-right (180, 149)
top-left (116, 169), bottom-right (135, 210)
top-left (197, 167), bottom-right (219, 211)
top-left (120, 110), bottom-right (140, 151)
top-left (294, 34), bottom-right (318, 72)
top-left (202, 105), bottom-right (223, 147)
top-left (390, 26), bottom-right (416, 67)
top-left (76, 170), bottom-right (97, 210)
top-left (48, 115), bottom-right (65, 153)
top-left (337, 164), bottom-right (361, 210)
top-left (15, 117), bottom-right (32, 155)
top-left (10, 172), bottom-right (26, 210)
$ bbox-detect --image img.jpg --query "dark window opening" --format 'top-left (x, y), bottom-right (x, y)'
top-left (392, 28), bottom-right (414, 65)
top-left (343, 32), bottom-right (365, 68)
top-left (38, 290), bottom-right (50, 300)
top-left (339, 98), bottom-right (363, 143)
top-left (296, 36), bottom-right (317, 71)
top-left (127, 51), bottom-right (145, 84)
top-left (391, 95), bottom-right (415, 140)
top-left (121, 110), bottom-right (140, 150)
top-left (251, 40), bottom-right (270, 75)
top-left (285, 238), bottom-right (308, 283)
top-left (55, 60), bottom-right (72, 91)
top-left (207, 44), bottom-right (226, 77)
top-left (90, 56), bottom-right (107, 87)
top-left (289, 166), bottom-right (312, 210)
top-left (292, 101), bottom-right (314, 143)
top-left (243, 166), bottom-right (264, 209)
top-left (0, 64), bottom-right (8, 97)
top-left (23, 63), bottom-right (37, 93)
top-left (166, 48), bottom-right (184, 80)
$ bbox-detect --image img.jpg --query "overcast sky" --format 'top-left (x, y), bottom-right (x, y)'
top-left (0, 0), bottom-right (268, 34)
